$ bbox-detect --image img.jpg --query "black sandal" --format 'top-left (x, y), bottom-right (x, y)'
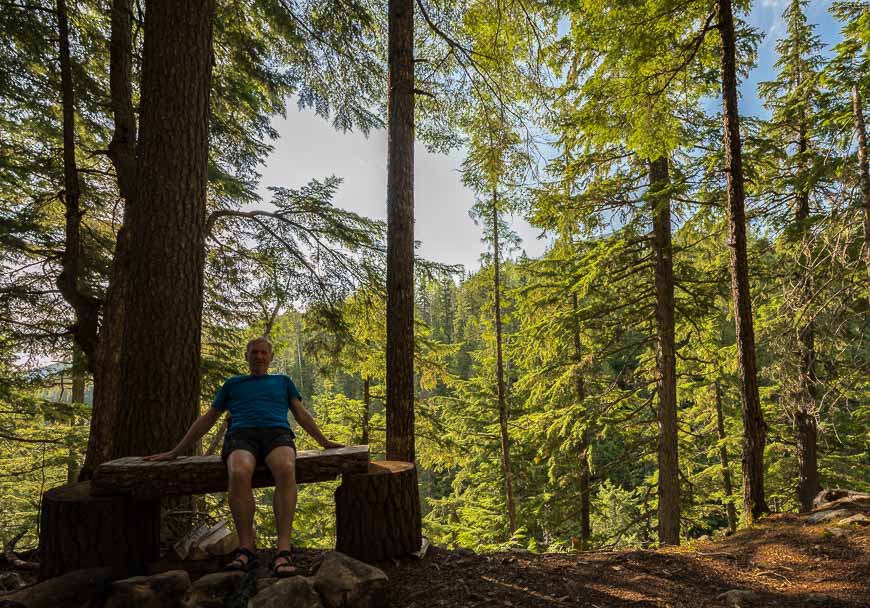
top-left (271, 549), bottom-right (297, 577)
top-left (225, 547), bottom-right (257, 572)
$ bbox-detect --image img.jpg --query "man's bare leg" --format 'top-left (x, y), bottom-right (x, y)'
top-left (227, 449), bottom-right (257, 565)
top-left (265, 445), bottom-right (297, 571)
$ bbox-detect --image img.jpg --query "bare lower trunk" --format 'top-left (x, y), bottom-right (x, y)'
top-left (492, 193), bottom-right (517, 537)
top-left (572, 294), bottom-right (590, 550)
top-left (385, 0), bottom-right (415, 463)
top-left (852, 84), bottom-right (870, 305)
top-left (795, 408), bottom-right (819, 512)
top-left (714, 381), bottom-right (737, 533)
top-left (718, 0), bottom-right (769, 523)
top-left (112, 0), bottom-right (215, 457)
top-left (650, 156), bottom-right (680, 545)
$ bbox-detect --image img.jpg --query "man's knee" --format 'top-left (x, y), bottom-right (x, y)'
top-left (267, 447), bottom-right (296, 486)
top-left (227, 451), bottom-right (255, 486)
top-left (271, 460), bottom-right (296, 486)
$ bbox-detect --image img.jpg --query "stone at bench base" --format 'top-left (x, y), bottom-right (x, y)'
top-left (39, 481), bottom-right (160, 580)
top-left (334, 461), bottom-right (421, 562)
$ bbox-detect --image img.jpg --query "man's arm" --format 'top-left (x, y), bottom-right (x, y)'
top-left (143, 408), bottom-right (223, 460)
top-left (289, 397), bottom-right (343, 449)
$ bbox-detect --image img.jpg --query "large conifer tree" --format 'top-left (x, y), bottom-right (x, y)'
top-left (111, 0), bottom-right (216, 457)
top-left (386, 0), bottom-right (416, 463)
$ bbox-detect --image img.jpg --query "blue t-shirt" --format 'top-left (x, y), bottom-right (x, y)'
top-left (211, 374), bottom-right (302, 434)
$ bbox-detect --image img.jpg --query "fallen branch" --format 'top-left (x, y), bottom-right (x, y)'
top-left (4, 528), bottom-right (39, 571)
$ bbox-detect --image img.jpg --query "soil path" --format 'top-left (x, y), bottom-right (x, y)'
top-left (379, 515), bottom-right (869, 607)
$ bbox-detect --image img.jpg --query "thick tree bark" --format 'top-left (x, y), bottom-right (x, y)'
top-left (335, 462), bottom-right (422, 561)
top-left (39, 481), bottom-right (160, 579)
top-left (55, 0), bottom-right (100, 373)
top-left (571, 294), bottom-right (591, 550)
top-left (492, 193), bottom-right (517, 537)
top-left (81, 0), bottom-right (137, 478)
top-left (385, 0), bottom-right (416, 463)
top-left (111, 0), bottom-right (216, 458)
top-left (649, 156), bottom-right (680, 545)
top-left (714, 380), bottom-right (738, 533)
top-left (852, 84), bottom-right (870, 305)
top-left (718, 0), bottom-right (769, 523)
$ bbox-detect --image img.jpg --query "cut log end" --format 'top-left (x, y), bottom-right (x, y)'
top-left (39, 481), bottom-right (160, 580)
top-left (335, 460), bottom-right (422, 563)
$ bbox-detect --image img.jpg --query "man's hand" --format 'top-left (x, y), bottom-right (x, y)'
top-left (320, 440), bottom-right (344, 450)
top-left (143, 450), bottom-right (179, 461)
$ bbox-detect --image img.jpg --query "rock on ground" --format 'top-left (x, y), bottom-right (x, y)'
top-left (0, 567), bottom-right (112, 608)
top-left (188, 570), bottom-right (246, 608)
top-left (103, 570), bottom-right (190, 608)
top-left (716, 589), bottom-right (759, 607)
top-left (313, 552), bottom-right (387, 608)
top-left (249, 576), bottom-right (323, 608)
top-left (0, 573), bottom-right (25, 593)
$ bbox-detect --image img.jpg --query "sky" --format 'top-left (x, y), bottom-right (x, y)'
top-left (257, 0), bottom-right (843, 274)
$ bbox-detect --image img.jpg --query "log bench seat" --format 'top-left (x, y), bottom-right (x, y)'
top-left (39, 445), bottom-right (420, 579)
top-left (90, 445), bottom-right (371, 498)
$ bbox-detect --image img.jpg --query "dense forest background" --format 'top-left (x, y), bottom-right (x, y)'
top-left (1, 0), bottom-right (868, 557)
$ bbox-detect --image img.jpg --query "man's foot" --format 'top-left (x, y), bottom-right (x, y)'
top-left (271, 550), bottom-right (297, 577)
top-left (225, 547), bottom-right (257, 572)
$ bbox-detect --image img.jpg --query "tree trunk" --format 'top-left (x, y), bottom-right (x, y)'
top-left (794, 409), bottom-right (819, 512)
top-left (295, 316), bottom-right (305, 395)
top-left (571, 294), bottom-right (591, 550)
top-left (39, 481), bottom-right (160, 579)
top-left (361, 376), bottom-right (371, 445)
top-left (81, 0), bottom-right (137, 478)
top-left (385, 0), bottom-right (415, 463)
top-left (111, 0), bottom-right (216, 458)
top-left (55, 0), bottom-right (100, 373)
top-left (714, 380), bottom-right (737, 533)
top-left (492, 192), bottom-right (517, 537)
top-left (67, 348), bottom-right (85, 484)
top-left (335, 462), bottom-right (422, 561)
top-left (793, 124), bottom-right (820, 513)
top-left (649, 156), bottom-right (680, 545)
top-left (718, 0), bottom-right (769, 523)
top-left (852, 84), bottom-right (870, 305)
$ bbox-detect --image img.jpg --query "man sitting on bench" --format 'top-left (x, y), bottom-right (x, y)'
top-left (144, 336), bottom-right (342, 576)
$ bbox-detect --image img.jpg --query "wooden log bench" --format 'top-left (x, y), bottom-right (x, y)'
top-left (39, 446), bottom-right (421, 579)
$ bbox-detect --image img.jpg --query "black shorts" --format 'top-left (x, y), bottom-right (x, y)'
top-left (221, 427), bottom-right (296, 464)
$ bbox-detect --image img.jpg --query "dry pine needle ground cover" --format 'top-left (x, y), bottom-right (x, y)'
top-left (377, 514), bottom-right (869, 607)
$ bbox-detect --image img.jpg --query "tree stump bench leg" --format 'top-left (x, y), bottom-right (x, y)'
top-left (334, 461), bottom-right (422, 562)
top-left (39, 481), bottom-right (160, 580)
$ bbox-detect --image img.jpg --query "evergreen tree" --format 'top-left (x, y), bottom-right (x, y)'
top-left (756, 0), bottom-right (828, 512)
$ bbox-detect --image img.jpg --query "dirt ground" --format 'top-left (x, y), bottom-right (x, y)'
top-left (2, 514), bottom-right (868, 607)
top-left (375, 514), bottom-right (870, 607)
